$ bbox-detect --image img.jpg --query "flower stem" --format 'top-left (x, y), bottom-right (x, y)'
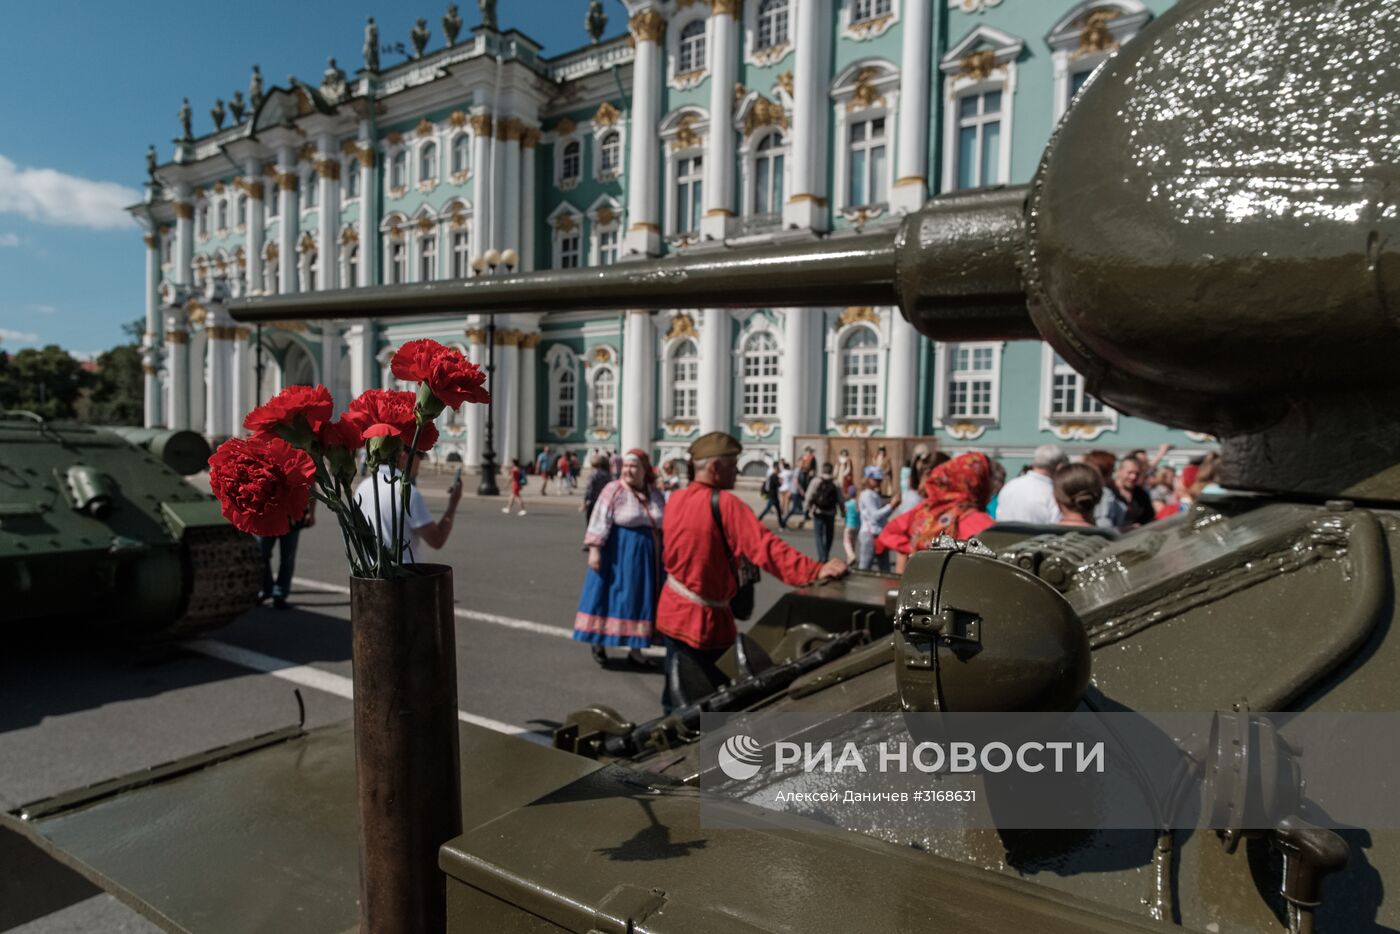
top-left (371, 467), bottom-right (386, 579)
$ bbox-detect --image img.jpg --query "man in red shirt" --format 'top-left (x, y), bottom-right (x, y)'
top-left (658, 432), bottom-right (848, 712)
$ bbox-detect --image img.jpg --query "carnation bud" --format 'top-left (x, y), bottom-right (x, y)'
top-left (415, 381), bottom-right (446, 422)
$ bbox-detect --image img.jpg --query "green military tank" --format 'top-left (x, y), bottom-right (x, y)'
top-left (0, 413), bottom-right (260, 636)
top-left (6, 0), bottom-right (1400, 930)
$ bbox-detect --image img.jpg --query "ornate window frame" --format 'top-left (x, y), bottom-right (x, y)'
top-left (297, 231), bottom-right (319, 292)
top-left (298, 165), bottom-right (318, 212)
top-left (547, 202), bottom-right (585, 270)
top-left (932, 339), bottom-right (1005, 440)
top-left (1038, 342), bottom-right (1117, 440)
top-left (825, 306), bottom-right (891, 435)
top-left (744, 0), bottom-right (794, 67)
top-left (735, 90), bottom-right (791, 224)
top-left (261, 241), bottom-right (280, 294)
top-left (733, 311), bottom-right (783, 440)
top-left (587, 195), bottom-right (623, 266)
top-left (441, 198), bottom-right (473, 278)
top-left (410, 206), bottom-right (439, 283)
top-left (545, 343), bottom-right (580, 437)
top-left (338, 226), bottom-right (360, 288)
top-left (417, 138), bottom-right (440, 192)
top-left (940, 25), bottom-right (1023, 192)
top-left (831, 60), bottom-right (900, 220)
top-left (1047, 1), bottom-right (1151, 121)
top-left (657, 311), bottom-right (702, 435)
top-left (667, 8), bottom-right (710, 90)
top-left (448, 131), bottom-right (472, 183)
top-left (840, 0), bottom-right (900, 42)
top-left (660, 107), bottom-right (709, 240)
top-left (552, 120), bottom-right (585, 191)
top-left (594, 127), bottom-right (623, 182)
top-left (380, 212), bottom-right (409, 284)
top-left (586, 344), bottom-right (620, 436)
top-left (385, 140), bottom-right (409, 198)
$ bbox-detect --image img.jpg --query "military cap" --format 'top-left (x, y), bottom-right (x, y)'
top-left (689, 431), bottom-right (743, 460)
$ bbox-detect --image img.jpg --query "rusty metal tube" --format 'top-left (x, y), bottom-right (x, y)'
top-left (350, 565), bottom-right (462, 934)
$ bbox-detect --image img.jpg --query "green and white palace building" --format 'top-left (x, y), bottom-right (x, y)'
top-left (135, 0), bottom-right (1208, 474)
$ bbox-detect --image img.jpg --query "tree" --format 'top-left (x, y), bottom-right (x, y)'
top-left (0, 345), bottom-right (91, 420)
top-left (87, 318), bottom-right (146, 425)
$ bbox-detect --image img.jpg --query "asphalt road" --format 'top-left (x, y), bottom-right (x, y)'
top-left (0, 480), bottom-right (826, 932)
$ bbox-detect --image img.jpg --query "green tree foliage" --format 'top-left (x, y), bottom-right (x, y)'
top-left (87, 319), bottom-right (146, 425)
top-left (0, 345), bottom-right (91, 420)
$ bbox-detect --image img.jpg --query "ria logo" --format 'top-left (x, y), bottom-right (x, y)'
top-left (718, 734), bottom-right (764, 780)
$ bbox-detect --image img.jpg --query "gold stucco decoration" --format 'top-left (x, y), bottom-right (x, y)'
top-left (416, 118), bottom-right (435, 137)
top-left (554, 116), bottom-right (577, 137)
top-left (629, 9), bottom-right (665, 43)
top-left (838, 306), bottom-right (880, 328)
top-left (665, 313), bottom-right (698, 340)
top-left (593, 101), bottom-right (621, 127)
top-left (670, 113), bottom-right (702, 150)
top-left (469, 113), bottom-right (493, 135)
top-left (958, 49), bottom-right (999, 81)
top-left (553, 212), bottom-right (580, 233)
top-left (742, 93), bottom-right (789, 136)
top-left (847, 67), bottom-right (887, 111)
top-left (1075, 8), bottom-right (1121, 58)
top-left (449, 110), bottom-right (468, 128)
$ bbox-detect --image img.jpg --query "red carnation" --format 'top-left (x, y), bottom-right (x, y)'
top-left (345, 389), bottom-right (438, 451)
top-left (390, 339), bottom-right (445, 383)
top-left (208, 436), bottom-right (316, 537)
top-left (427, 346), bottom-right (489, 409)
top-left (318, 416), bottom-right (366, 451)
top-left (361, 423), bottom-right (402, 439)
top-left (244, 384), bottom-right (334, 444)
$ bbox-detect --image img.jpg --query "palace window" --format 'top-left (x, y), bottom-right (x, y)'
top-left (161, 235), bottom-right (173, 265)
top-left (451, 133), bottom-right (470, 174)
top-left (301, 172), bottom-right (318, 208)
top-left (263, 247), bottom-right (279, 293)
top-left (561, 141), bottom-right (582, 184)
top-left (390, 151), bottom-right (407, 190)
top-left (196, 204), bottom-right (208, 237)
top-left (345, 244), bottom-right (359, 287)
top-left (301, 249), bottom-right (319, 292)
top-left (1048, 351), bottom-right (1104, 418)
top-left (853, 0), bottom-right (893, 22)
top-left (451, 230), bottom-right (471, 278)
top-left (753, 132), bottom-right (786, 216)
top-left (343, 160), bottom-right (360, 199)
top-left (419, 233), bottom-right (437, 281)
top-left (419, 142), bottom-right (438, 185)
top-left (847, 117), bottom-right (887, 208)
top-left (216, 198), bottom-right (228, 232)
top-left (548, 345), bottom-right (579, 431)
top-left (236, 194), bottom-right (247, 227)
top-left (670, 339), bottom-right (699, 420)
top-left (597, 228), bottom-right (618, 265)
top-left (943, 342), bottom-right (1000, 420)
top-left (678, 20), bottom-right (707, 73)
top-left (389, 240), bottom-right (407, 284)
top-left (267, 189), bottom-right (279, 218)
top-left (741, 332), bottom-right (780, 418)
top-left (675, 155), bottom-right (703, 235)
top-left (558, 230), bottom-right (581, 269)
top-left (840, 327), bottom-right (881, 418)
top-left (756, 0), bottom-right (790, 49)
top-left (555, 368), bottom-right (576, 429)
top-left (591, 368), bottom-right (616, 430)
top-left (955, 90), bottom-right (1003, 190)
top-left (599, 132), bottom-right (621, 176)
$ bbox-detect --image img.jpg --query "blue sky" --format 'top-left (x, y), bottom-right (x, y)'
top-left (0, 0), bottom-right (628, 357)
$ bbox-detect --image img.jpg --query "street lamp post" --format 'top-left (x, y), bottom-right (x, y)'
top-left (472, 248), bottom-right (518, 495)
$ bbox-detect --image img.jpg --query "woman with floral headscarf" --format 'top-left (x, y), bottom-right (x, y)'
top-left (877, 452), bottom-right (1000, 572)
top-left (574, 448), bottom-right (666, 666)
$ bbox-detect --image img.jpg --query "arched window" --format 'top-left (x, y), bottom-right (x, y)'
top-left (196, 204), bottom-right (208, 237)
top-left (756, 0), bottom-right (790, 49)
top-left (555, 368), bottom-right (576, 429)
top-left (741, 332), bottom-right (779, 418)
top-left (852, 0), bottom-right (893, 22)
top-left (217, 198), bottom-right (229, 231)
top-left (301, 172), bottom-right (318, 208)
top-left (670, 339), bottom-right (699, 420)
top-left (390, 150), bottom-right (407, 189)
top-left (301, 249), bottom-right (319, 292)
top-left (236, 194), bottom-right (247, 227)
top-left (344, 162), bottom-right (360, 199)
top-left (267, 189), bottom-right (279, 218)
top-left (678, 20), bottom-right (707, 73)
top-left (753, 132), bottom-right (786, 215)
top-left (848, 116), bottom-right (888, 206)
top-left (419, 142), bottom-right (438, 184)
top-left (389, 239), bottom-right (406, 283)
top-left (561, 140), bottom-right (582, 182)
top-left (451, 229), bottom-right (471, 277)
top-left (263, 245), bottom-right (279, 293)
top-left (840, 327), bottom-right (880, 418)
top-left (419, 232), bottom-right (437, 281)
top-left (675, 154), bottom-right (703, 234)
top-left (345, 244), bottom-right (359, 287)
top-left (599, 132), bottom-right (621, 176)
top-left (451, 134), bottom-right (470, 174)
top-left (591, 368), bottom-right (616, 430)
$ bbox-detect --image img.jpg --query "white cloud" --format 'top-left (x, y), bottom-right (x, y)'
top-left (0, 155), bottom-right (139, 230)
top-left (0, 327), bottom-right (39, 343)
top-left (28, 303), bottom-right (55, 314)
top-left (0, 232), bottom-right (19, 246)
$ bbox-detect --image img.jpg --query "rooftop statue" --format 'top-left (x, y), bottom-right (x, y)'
top-left (210, 98), bottom-right (226, 132)
top-left (443, 4), bottom-right (462, 47)
top-left (321, 57), bottom-right (349, 103)
top-left (411, 18), bottom-right (431, 59)
top-left (146, 144), bottom-right (157, 179)
top-left (229, 90), bottom-right (246, 124)
top-left (177, 98), bottom-right (192, 141)
top-left (364, 17), bottom-right (380, 72)
top-left (478, 0), bottom-right (497, 31)
top-left (249, 65), bottom-right (263, 112)
top-left (585, 0), bottom-right (607, 44)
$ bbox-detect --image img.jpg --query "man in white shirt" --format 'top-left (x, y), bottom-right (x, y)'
top-left (993, 444), bottom-right (1067, 525)
top-left (356, 452), bottom-right (462, 563)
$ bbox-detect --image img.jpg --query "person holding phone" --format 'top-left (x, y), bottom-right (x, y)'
top-left (356, 449), bottom-right (462, 563)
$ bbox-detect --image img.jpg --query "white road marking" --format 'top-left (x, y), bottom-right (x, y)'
top-left (184, 638), bottom-right (547, 743)
top-left (291, 576), bottom-right (572, 640)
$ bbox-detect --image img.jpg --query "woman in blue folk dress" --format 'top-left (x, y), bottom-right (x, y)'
top-left (573, 449), bottom-right (665, 666)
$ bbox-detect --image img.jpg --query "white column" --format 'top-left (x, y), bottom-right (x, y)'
top-left (356, 126), bottom-right (377, 286)
top-left (277, 147), bottom-right (299, 292)
top-left (518, 329), bottom-right (539, 467)
top-left (174, 183), bottom-right (194, 285)
top-left (142, 231), bottom-right (162, 427)
top-left (699, 308), bottom-right (731, 434)
top-left (166, 313), bottom-right (190, 430)
top-left (779, 308), bottom-right (815, 462)
top-left (464, 321), bottom-right (486, 468)
top-left (892, 0), bottom-right (933, 214)
top-left (244, 159), bottom-right (265, 292)
top-left (501, 120), bottom-right (522, 256)
top-left (205, 309), bottom-right (234, 439)
top-left (624, 7), bottom-right (664, 256)
top-left (320, 324), bottom-right (340, 409)
top-left (317, 135), bottom-right (339, 290)
top-left (490, 125), bottom-right (507, 252)
top-left (230, 330), bottom-right (246, 433)
top-left (347, 324), bottom-right (375, 395)
top-left (495, 336), bottom-right (519, 467)
top-left (621, 310), bottom-right (655, 453)
top-left (471, 114), bottom-right (494, 258)
top-left (784, 0), bottom-right (831, 231)
top-left (702, 2), bottom-right (740, 241)
top-left (520, 130), bottom-right (538, 270)
top-left (885, 310), bottom-right (919, 436)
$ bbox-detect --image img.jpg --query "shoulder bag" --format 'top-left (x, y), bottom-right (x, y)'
top-left (711, 489), bottom-right (761, 620)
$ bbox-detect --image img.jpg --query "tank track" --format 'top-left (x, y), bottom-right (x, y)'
top-left (160, 526), bottom-right (262, 639)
